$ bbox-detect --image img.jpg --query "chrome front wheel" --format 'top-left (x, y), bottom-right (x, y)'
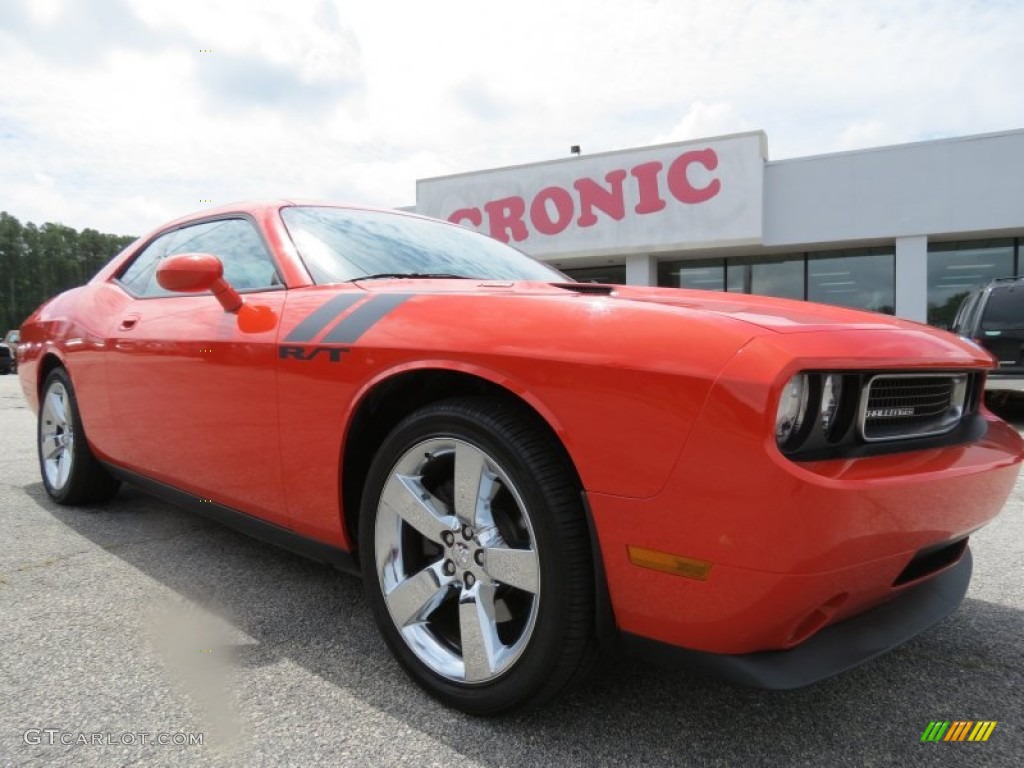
top-left (360, 397), bottom-right (598, 715)
top-left (375, 437), bottom-right (541, 684)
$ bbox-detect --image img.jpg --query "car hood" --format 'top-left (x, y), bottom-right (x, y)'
top-left (606, 285), bottom-right (929, 334)
top-left (358, 279), bottom-right (945, 336)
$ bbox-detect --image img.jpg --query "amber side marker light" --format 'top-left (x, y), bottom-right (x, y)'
top-left (627, 546), bottom-right (713, 581)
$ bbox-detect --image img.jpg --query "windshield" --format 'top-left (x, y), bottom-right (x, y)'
top-left (280, 206), bottom-right (565, 284)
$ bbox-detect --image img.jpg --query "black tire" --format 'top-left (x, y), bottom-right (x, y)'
top-left (38, 368), bottom-right (120, 505)
top-left (359, 396), bottom-right (598, 715)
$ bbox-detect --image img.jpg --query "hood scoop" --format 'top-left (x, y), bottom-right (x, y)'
top-left (551, 282), bottom-right (617, 296)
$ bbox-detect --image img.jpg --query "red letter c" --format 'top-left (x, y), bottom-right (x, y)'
top-left (666, 149), bottom-right (721, 204)
top-left (448, 208), bottom-right (483, 228)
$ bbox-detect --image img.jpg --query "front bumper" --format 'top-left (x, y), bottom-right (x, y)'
top-left (590, 410), bottom-right (1020, 655)
top-left (589, 329), bottom-right (1022, 662)
top-left (621, 547), bottom-right (972, 689)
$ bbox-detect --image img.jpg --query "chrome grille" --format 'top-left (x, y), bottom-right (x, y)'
top-left (859, 373), bottom-right (968, 442)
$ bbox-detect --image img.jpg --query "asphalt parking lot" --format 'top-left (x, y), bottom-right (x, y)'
top-left (0, 373), bottom-right (1021, 768)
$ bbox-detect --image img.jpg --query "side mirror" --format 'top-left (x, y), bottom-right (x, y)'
top-left (156, 252), bottom-right (242, 312)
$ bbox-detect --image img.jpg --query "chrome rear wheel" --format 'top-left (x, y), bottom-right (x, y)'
top-left (38, 368), bottom-right (119, 505)
top-left (40, 380), bottom-right (74, 492)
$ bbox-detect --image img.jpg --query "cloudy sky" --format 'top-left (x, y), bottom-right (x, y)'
top-left (1, 0), bottom-right (1022, 236)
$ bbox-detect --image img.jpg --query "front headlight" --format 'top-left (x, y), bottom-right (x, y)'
top-left (775, 374), bottom-right (810, 446)
top-left (820, 374), bottom-right (842, 435)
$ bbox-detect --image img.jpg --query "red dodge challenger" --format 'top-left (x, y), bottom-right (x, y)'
top-left (17, 201), bottom-right (1024, 714)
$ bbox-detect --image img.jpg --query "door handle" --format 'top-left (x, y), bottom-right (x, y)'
top-left (119, 315), bottom-right (140, 331)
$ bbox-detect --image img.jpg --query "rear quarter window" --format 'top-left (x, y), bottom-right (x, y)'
top-left (981, 288), bottom-right (1024, 331)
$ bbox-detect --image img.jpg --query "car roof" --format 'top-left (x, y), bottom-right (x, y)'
top-left (983, 277), bottom-right (1024, 290)
top-left (153, 200), bottom-right (428, 231)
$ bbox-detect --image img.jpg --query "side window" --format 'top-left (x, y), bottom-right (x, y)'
top-left (118, 230), bottom-right (177, 297)
top-left (118, 218), bottom-right (281, 297)
top-left (189, 219), bottom-right (281, 291)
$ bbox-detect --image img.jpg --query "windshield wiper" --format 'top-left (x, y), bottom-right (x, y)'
top-left (348, 272), bottom-right (476, 282)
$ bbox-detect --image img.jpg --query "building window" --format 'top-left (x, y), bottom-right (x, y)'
top-left (807, 247), bottom-right (894, 314)
top-left (561, 264), bottom-right (626, 284)
top-left (928, 239), bottom-right (1014, 328)
top-left (726, 254), bottom-right (804, 300)
top-left (656, 258), bottom-right (725, 290)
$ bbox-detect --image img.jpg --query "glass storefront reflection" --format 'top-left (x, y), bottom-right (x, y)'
top-left (562, 265), bottom-right (627, 284)
top-left (808, 248), bottom-right (894, 314)
top-left (657, 258), bottom-right (725, 290)
top-left (928, 239), bottom-right (1014, 328)
top-left (575, 238), bottom-right (1021, 326)
top-left (726, 254), bottom-right (804, 300)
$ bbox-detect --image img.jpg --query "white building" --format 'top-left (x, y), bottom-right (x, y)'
top-left (416, 128), bottom-right (1024, 328)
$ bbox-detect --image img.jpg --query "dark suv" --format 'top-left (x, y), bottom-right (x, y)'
top-left (0, 336), bottom-right (14, 375)
top-left (952, 277), bottom-right (1024, 391)
top-left (0, 330), bottom-right (19, 374)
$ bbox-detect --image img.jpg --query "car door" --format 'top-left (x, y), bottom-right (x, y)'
top-left (105, 217), bottom-right (290, 526)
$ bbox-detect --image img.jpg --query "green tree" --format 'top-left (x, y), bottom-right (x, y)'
top-left (0, 211), bottom-right (135, 332)
top-left (928, 291), bottom-right (969, 330)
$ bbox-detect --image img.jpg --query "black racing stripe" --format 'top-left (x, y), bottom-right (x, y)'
top-left (284, 293), bottom-right (364, 342)
top-left (321, 293), bottom-right (413, 344)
